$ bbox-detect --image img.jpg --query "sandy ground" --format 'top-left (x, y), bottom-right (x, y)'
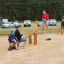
top-left (0, 34), bottom-right (64, 64)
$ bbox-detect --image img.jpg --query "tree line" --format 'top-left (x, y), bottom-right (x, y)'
top-left (0, 0), bottom-right (64, 21)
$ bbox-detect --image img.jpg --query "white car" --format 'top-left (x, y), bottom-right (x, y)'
top-left (49, 19), bottom-right (56, 26)
top-left (14, 22), bottom-right (21, 27)
top-left (1, 22), bottom-right (15, 28)
top-left (24, 20), bottom-right (31, 27)
top-left (2, 19), bottom-right (8, 23)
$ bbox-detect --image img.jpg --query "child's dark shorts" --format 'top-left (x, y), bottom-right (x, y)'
top-left (8, 40), bottom-right (16, 44)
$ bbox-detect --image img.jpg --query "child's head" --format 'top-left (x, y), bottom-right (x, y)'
top-left (43, 10), bottom-right (46, 14)
top-left (16, 26), bottom-right (21, 31)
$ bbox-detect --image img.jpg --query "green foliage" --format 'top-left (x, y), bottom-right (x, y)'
top-left (13, 16), bottom-right (16, 22)
top-left (0, 0), bottom-right (64, 20)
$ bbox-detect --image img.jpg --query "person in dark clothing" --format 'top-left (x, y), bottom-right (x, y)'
top-left (8, 30), bottom-right (16, 51)
top-left (15, 26), bottom-right (27, 49)
top-left (15, 29), bottom-right (23, 41)
top-left (61, 16), bottom-right (64, 29)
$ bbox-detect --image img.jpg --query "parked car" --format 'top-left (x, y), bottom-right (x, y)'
top-left (1, 22), bottom-right (14, 28)
top-left (1, 21), bottom-right (21, 28)
top-left (2, 19), bottom-right (8, 23)
top-left (24, 20), bottom-right (31, 27)
top-left (49, 19), bottom-right (56, 26)
top-left (37, 19), bottom-right (56, 26)
top-left (14, 22), bottom-right (21, 27)
top-left (37, 21), bottom-right (44, 26)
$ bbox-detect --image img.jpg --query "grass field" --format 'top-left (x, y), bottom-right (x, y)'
top-left (0, 21), bottom-right (62, 35)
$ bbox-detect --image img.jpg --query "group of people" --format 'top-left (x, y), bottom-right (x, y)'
top-left (8, 10), bottom-right (49, 51)
top-left (8, 26), bottom-right (27, 51)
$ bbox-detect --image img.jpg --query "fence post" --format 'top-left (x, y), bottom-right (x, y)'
top-left (29, 35), bottom-right (32, 44)
top-left (34, 32), bottom-right (37, 45)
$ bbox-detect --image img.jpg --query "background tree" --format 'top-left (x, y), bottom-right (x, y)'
top-left (0, 0), bottom-right (64, 21)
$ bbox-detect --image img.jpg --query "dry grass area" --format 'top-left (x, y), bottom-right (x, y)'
top-left (0, 34), bottom-right (64, 64)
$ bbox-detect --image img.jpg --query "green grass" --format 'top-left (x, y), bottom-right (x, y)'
top-left (0, 22), bottom-right (63, 35)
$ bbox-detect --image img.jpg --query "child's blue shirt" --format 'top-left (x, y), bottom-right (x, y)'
top-left (8, 33), bottom-right (15, 41)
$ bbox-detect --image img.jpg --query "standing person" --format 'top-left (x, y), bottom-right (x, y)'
top-left (8, 30), bottom-right (16, 51)
top-left (15, 26), bottom-right (27, 50)
top-left (41, 10), bottom-right (49, 30)
top-left (61, 16), bottom-right (64, 29)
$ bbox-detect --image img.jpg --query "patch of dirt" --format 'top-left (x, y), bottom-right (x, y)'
top-left (0, 34), bottom-right (64, 64)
